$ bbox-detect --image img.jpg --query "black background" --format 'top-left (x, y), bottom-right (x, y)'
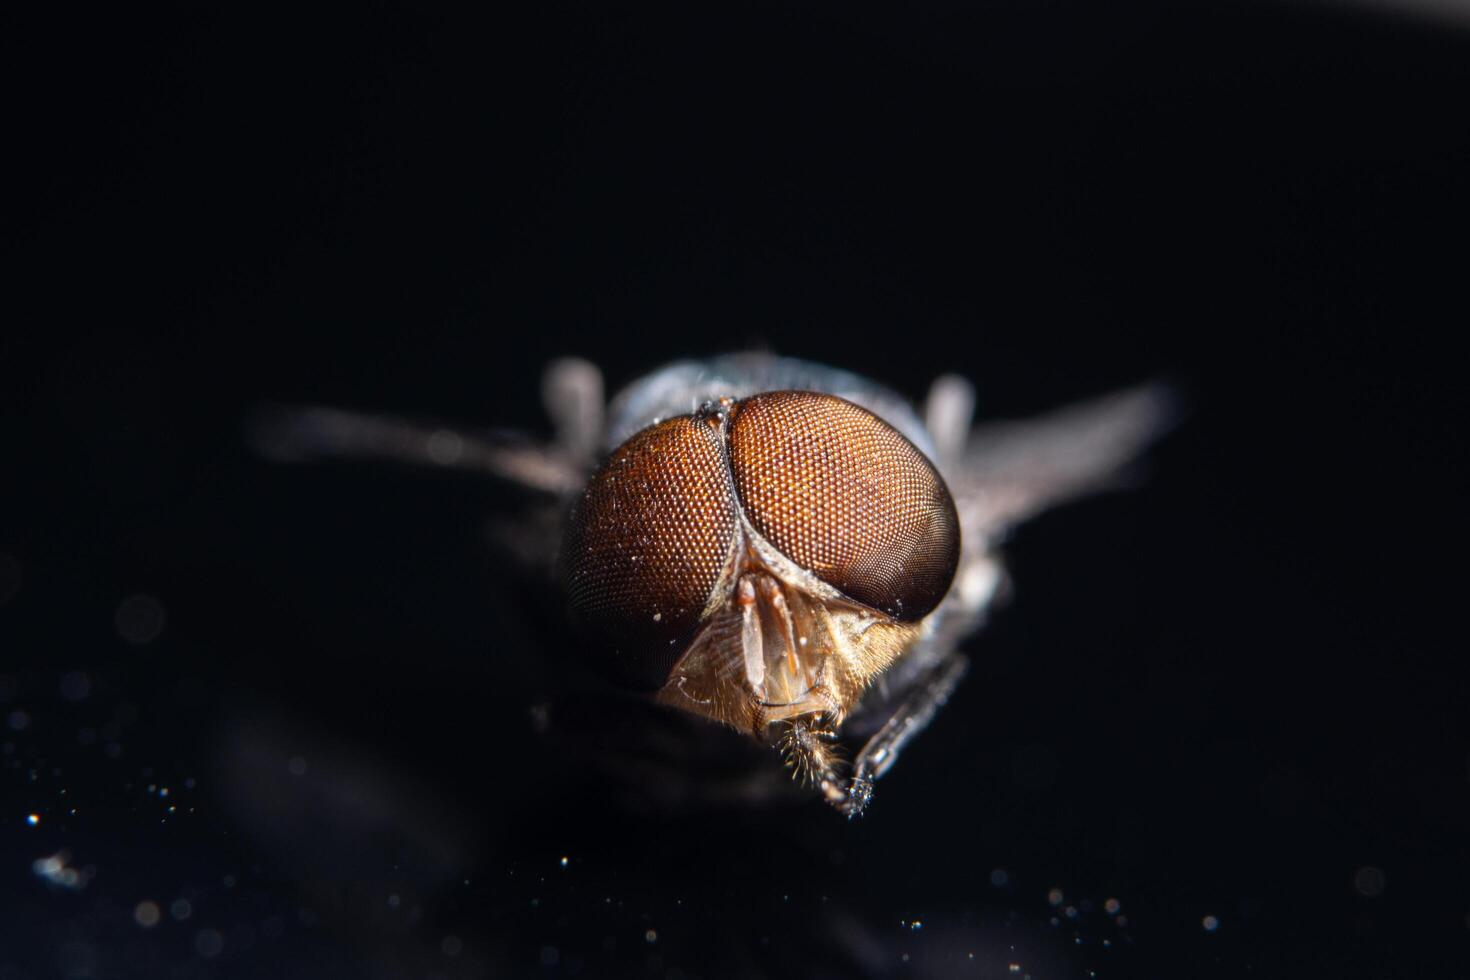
top-left (4, 2), bottom-right (1467, 978)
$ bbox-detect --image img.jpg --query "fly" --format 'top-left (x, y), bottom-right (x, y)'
top-left (252, 352), bottom-right (1173, 816)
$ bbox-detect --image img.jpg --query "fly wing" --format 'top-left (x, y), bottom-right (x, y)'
top-left (247, 359), bottom-right (602, 497)
top-left (247, 404), bottom-right (585, 496)
top-left (953, 381), bottom-right (1180, 547)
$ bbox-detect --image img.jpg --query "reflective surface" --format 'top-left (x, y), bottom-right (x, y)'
top-left (5, 2), bottom-right (1468, 977)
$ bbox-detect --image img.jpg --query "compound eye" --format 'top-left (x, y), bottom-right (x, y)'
top-left (727, 391), bottom-right (960, 621)
top-left (560, 416), bottom-right (738, 686)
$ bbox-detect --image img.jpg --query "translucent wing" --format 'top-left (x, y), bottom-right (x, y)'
top-left (245, 359), bottom-right (605, 497)
top-left (951, 381), bottom-right (1179, 546)
top-left (247, 403), bottom-right (582, 495)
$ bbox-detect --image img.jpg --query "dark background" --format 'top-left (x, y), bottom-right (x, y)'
top-left (4, 2), bottom-right (1466, 977)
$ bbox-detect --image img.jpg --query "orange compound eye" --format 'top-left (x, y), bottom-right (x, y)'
top-left (560, 415), bottom-right (738, 685)
top-left (726, 391), bottom-right (960, 622)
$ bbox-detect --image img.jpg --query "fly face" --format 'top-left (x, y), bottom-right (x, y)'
top-left (560, 391), bottom-right (960, 803)
top-left (255, 352), bottom-right (1174, 816)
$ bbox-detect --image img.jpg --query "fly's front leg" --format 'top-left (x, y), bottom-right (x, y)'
top-left (778, 717), bottom-right (849, 809)
top-left (841, 652), bottom-right (970, 818)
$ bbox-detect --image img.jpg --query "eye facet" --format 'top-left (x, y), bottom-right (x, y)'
top-left (560, 415), bottom-right (737, 684)
top-left (726, 390), bottom-right (959, 621)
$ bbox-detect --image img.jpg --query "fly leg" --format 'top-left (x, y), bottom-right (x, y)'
top-left (778, 717), bottom-right (849, 809)
top-left (841, 652), bottom-right (970, 818)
